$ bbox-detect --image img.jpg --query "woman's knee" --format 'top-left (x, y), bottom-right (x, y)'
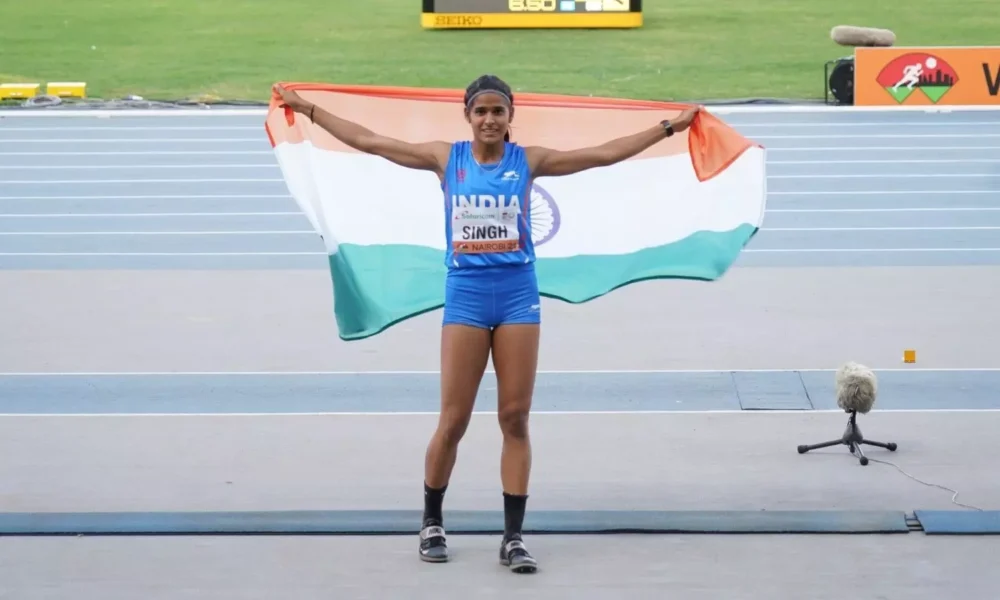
top-left (436, 408), bottom-right (473, 447)
top-left (498, 403), bottom-right (530, 439)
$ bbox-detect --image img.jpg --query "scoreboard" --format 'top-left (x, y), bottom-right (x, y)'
top-left (421, 0), bottom-right (642, 29)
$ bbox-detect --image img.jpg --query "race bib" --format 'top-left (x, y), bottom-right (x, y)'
top-left (452, 204), bottom-right (521, 254)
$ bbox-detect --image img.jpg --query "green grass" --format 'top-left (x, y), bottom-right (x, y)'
top-left (2, 0), bottom-right (997, 102)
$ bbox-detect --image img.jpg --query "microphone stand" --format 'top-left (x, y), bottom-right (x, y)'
top-left (797, 410), bottom-right (898, 466)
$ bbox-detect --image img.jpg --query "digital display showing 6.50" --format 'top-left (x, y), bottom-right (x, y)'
top-left (431, 0), bottom-right (635, 12)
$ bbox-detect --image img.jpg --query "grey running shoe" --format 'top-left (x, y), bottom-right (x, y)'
top-left (419, 522), bottom-right (449, 563)
top-left (499, 536), bottom-right (537, 573)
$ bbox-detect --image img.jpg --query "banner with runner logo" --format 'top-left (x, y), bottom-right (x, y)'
top-left (853, 46), bottom-right (1000, 106)
top-left (265, 83), bottom-right (766, 340)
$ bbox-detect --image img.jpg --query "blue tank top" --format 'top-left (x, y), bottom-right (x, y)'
top-left (441, 141), bottom-right (535, 270)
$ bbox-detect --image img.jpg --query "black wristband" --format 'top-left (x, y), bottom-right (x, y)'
top-left (309, 105), bottom-right (315, 122)
top-left (660, 119), bottom-right (674, 137)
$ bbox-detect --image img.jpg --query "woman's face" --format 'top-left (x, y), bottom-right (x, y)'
top-left (466, 92), bottom-right (511, 144)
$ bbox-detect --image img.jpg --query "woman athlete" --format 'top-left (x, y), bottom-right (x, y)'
top-left (275, 76), bottom-right (699, 574)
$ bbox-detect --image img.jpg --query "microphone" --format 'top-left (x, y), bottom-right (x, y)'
top-left (830, 25), bottom-right (896, 48)
top-left (835, 361), bottom-right (877, 415)
top-left (796, 361), bottom-right (898, 466)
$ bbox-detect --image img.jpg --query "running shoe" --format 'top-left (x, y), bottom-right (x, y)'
top-left (499, 535), bottom-right (537, 573)
top-left (418, 521), bottom-right (449, 563)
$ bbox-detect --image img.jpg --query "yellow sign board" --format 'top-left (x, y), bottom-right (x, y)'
top-left (422, 0), bottom-right (642, 29)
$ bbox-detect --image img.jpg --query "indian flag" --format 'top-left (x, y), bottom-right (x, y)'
top-left (265, 84), bottom-right (766, 340)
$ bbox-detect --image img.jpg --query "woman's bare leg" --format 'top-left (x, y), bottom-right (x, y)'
top-left (490, 322), bottom-right (540, 573)
top-left (425, 323), bottom-right (493, 487)
top-left (419, 323), bottom-right (492, 562)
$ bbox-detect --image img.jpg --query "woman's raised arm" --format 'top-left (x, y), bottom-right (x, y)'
top-left (274, 85), bottom-right (451, 177)
top-left (526, 106), bottom-right (701, 178)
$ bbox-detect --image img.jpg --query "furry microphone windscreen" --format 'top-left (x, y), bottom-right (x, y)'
top-left (830, 25), bottom-right (896, 47)
top-left (835, 362), bottom-right (878, 414)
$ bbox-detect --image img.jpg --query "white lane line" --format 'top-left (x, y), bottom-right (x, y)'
top-left (2, 147), bottom-right (998, 155)
top-left (4, 208), bottom-right (996, 218)
top-left (769, 173), bottom-right (1000, 179)
top-left (770, 159), bottom-right (1000, 165)
top-left (0, 212), bottom-right (303, 217)
top-left (0, 164), bottom-right (277, 170)
top-left (3, 226), bottom-right (998, 236)
top-left (2, 208), bottom-right (995, 217)
top-left (0, 190), bottom-right (991, 199)
top-left (3, 175), bottom-right (997, 184)
top-left (767, 207), bottom-right (1000, 213)
top-left (5, 134), bottom-right (1000, 144)
top-left (0, 126), bottom-right (262, 132)
top-left (0, 230), bottom-right (314, 235)
top-left (0, 195), bottom-right (290, 200)
top-left (769, 190), bottom-right (997, 195)
top-left (0, 151), bottom-right (272, 156)
top-left (0, 252), bottom-right (325, 256)
top-left (764, 226), bottom-right (1000, 231)
top-left (1, 409), bottom-right (998, 417)
top-left (3, 208), bottom-right (996, 217)
top-left (3, 248), bottom-right (1000, 256)
top-left (732, 121), bottom-right (1000, 127)
top-left (3, 367), bottom-right (997, 374)
top-left (0, 178), bottom-right (285, 184)
top-left (744, 247), bottom-right (1000, 252)
top-left (0, 138), bottom-right (265, 143)
top-left (767, 146), bottom-right (1000, 151)
top-left (3, 160), bottom-right (999, 169)
top-left (755, 134), bottom-right (1000, 139)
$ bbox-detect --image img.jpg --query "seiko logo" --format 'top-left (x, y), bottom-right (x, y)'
top-left (434, 15), bottom-right (484, 26)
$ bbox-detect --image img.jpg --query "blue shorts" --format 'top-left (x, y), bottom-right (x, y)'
top-left (442, 263), bottom-right (541, 329)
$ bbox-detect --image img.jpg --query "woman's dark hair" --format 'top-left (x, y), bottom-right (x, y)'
top-left (464, 74), bottom-right (514, 141)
